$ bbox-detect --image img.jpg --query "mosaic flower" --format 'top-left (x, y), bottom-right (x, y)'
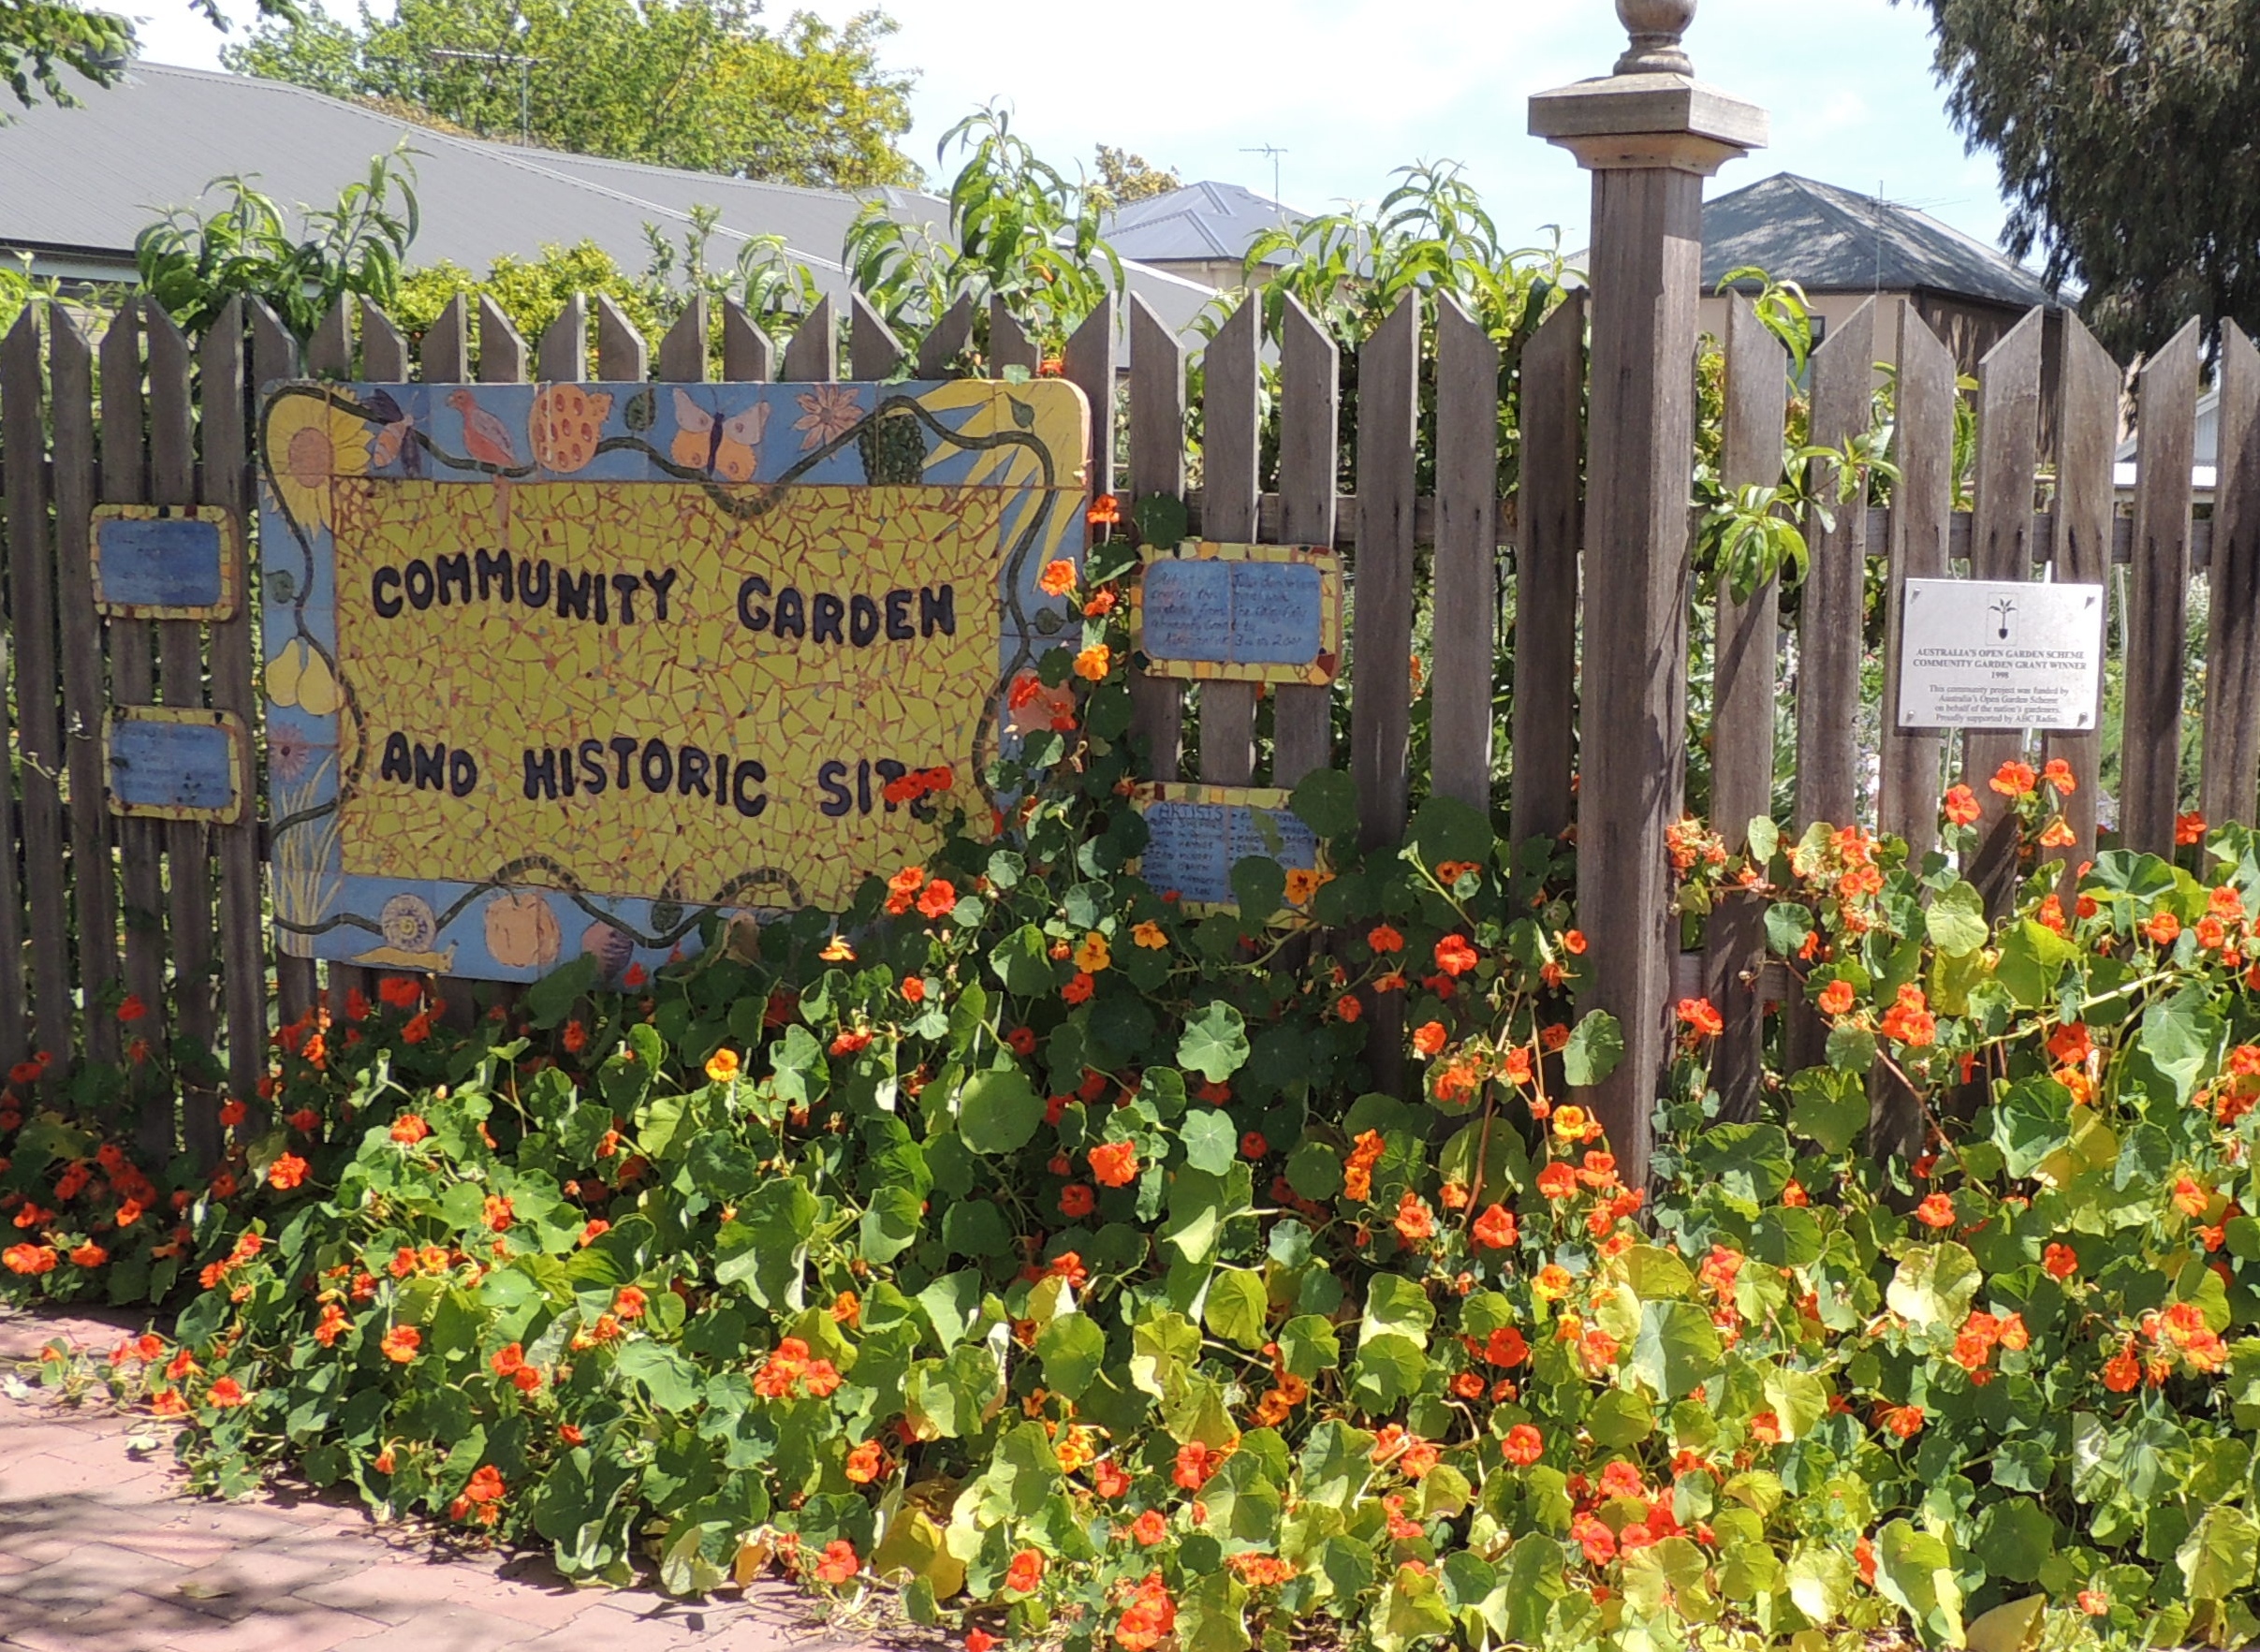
top-left (267, 724), bottom-right (316, 784)
top-left (264, 392), bottom-right (370, 534)
top-left (793, 384), bottom-right (863, 451)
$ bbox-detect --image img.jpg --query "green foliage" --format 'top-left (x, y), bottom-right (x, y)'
top-left (845, 105), bottom-right (1122, 358)
top-left (18, 642), bottom-right (2260, 1652)
top-left (2, 0), bottom-right (297, 112)
top-left (1093, 145), bottom-right (1180, 209)
top-left (1893, 0), bottom-right (2258, 360)
top-left (223, 0), bottom-right (916, 190)
top-left (134, 148), bottom-right (419, 340)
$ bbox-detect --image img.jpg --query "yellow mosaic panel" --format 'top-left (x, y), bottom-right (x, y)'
top-left (330, 478), bottom-right (1006, 909)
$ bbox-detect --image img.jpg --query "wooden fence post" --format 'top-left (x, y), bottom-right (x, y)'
top-left (1530, 6), bottom-right (1765, 1191)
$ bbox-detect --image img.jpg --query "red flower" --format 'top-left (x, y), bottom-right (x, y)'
top-left (1367, 924), bottom-right (1404, 954)
top-left (1005, 1549), bottom-right (1045, 1593)
top-left (1432, 935), bottom-right (1479, 977)
top-left (814, 1541), bottom-right (859, 1586)
top-left (1942, 784), bottom-right (1982, 826)
top-left (1059, 1184), bottom-right (1096, 1219)
top-left (1088, 1141), bottom-right (1138, 1187)
top-left (1676, 997), bottom-right (1724, 1038)
top-left (1472, 1203), bottom-right (1518, 1250)
top-left (267, 1152), bottom-right (309, 1191)
top-left (1062, 972), bottom-right (1095, 1004)
top-left (1915, 1192), bottom-right (1957, 1230)
top-left (1411, 1021), bottom-right (1446, 1058)
top-left (2043, 1242), bottom-right (2079, 1279)
top-left (1131, 1508), bottom-right (1167, 1545)
top-left (1989, 759), bottom-right (2036, 797)
top-left (1502, 1423), bottom-right (1543, 1465)
top-left (116, 995), bottom-right (147, 1024)
top-left (390, 1114), bottom-right (430, 1145)
top-left (2178, 811), bottom-right (2209, 846)
top-left (1334, 993), bottom-right (1362, 1023)
top-left (1535, 1162), bottom-right (1578, 1200)
top-left (917, 879), bottom-right (958, 921)
top-left (967, 1631), bottom-right (1004, 1652)
top-left (1817, 980), bottom-right (1855, 1017)
top-left (1240, 1131), bottom-right (1268, 1159)
top-left (207, 1377), bottom-right (249, 1408)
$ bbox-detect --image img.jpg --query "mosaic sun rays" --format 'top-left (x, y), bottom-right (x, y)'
top-left (257, 376), bottom-right (1089, 983)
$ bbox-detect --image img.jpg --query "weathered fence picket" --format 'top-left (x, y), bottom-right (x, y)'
top-left (2205, 328), bottom-right (2260, 833)
top-left (2121, 322), bottom-right (2201, 857)
top-left (1704, 295), bottom-right (1789, 1120)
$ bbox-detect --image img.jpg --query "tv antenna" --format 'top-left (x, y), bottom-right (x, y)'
top-left (1241, 144), bottom-right (1287, 204)
top-left (430, 48), bottom-right (543, 143)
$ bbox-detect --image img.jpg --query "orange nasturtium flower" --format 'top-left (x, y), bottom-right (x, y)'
top-left (705, 1047), bottom-right (741, 1084)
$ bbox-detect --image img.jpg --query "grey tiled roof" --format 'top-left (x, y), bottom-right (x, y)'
top-left (1099, 181), bottom-right (1305, 268)
top-left (1702, 172), bottom-right (2057, 309)
top-left (0, 60), bottom-right (1216, 345)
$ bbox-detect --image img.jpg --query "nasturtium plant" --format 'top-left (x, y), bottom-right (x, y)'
top-left (9, 620), bottom-right (2260, 1652)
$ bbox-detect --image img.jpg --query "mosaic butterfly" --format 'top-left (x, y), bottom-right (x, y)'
top-left (669, 390), bottom-right (770, 482)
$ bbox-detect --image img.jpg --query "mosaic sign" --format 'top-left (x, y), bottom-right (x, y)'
top-left (1897, 578), bottom-right (2106, 732)
top-left (1132, 782), bottom-right (1323, 914)
top-left (258, 378), bottom-right (1088, 982)
top-left (1131, 542), bottom-right (1341, 684)
top-left (106, 707), bottom-right (248, 824)
top-left (91, 504), bottom-right (242, 620)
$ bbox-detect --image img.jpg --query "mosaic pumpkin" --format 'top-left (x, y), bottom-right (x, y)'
top-left (483, 892), bottom-right (561, 969)
top-left (529, 386), bottom-right (613, 474)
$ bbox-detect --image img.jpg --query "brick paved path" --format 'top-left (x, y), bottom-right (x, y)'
top-left (1, 1307), bottom-right (888, 1652)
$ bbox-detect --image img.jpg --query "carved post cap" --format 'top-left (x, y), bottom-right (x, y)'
top-left (1616, 0), bottom-right (1696, 76)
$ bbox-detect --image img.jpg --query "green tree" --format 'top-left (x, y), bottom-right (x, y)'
top-left (1897, 0), bottom-right (2260, 359)
top-left (1093, 144), bottom-right (1179, 207)
top-left (224, 0), bottom-right (917, 190)
top-left (4, 0), bottom-right (296, 110)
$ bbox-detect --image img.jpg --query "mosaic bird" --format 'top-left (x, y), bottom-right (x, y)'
top-left (447, 388), bottom-right (521, 472)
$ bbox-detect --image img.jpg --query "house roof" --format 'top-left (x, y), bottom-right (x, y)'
top-left (1701, 172), bottom-right (2058, 311)
top-left (1100, 181), bottom-right (1305, 269)
top-left (0, 60), bottom-right (1217, 346)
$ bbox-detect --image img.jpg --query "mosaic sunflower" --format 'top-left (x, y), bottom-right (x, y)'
top-left (265, 392), bottom-right (371, 534)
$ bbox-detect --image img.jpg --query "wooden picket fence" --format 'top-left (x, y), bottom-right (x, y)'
top-left (1, 273), bottom-right (2255, 1162)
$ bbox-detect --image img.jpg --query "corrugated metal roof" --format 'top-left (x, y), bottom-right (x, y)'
top-left (1701, 173), bottom-right (2058, 310)
top-left (1100, 181), bottom-right (1304, 268)
top-left (0, 61), bottom-right (1217, 346)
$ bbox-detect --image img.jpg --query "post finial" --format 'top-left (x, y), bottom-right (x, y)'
top-left (1615, 0), bottom-right (1695, 76)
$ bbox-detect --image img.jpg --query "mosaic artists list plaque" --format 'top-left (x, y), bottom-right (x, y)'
top-left (1131, 543), bottom-right (1341, 684)
top-left (258, 378), bottom-right (1088, 982)
top-left (1896, 578), bottom-right (2106, 732)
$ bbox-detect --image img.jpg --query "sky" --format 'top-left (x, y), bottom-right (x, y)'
top-left (125, 0), bottom-right (2024, 257)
